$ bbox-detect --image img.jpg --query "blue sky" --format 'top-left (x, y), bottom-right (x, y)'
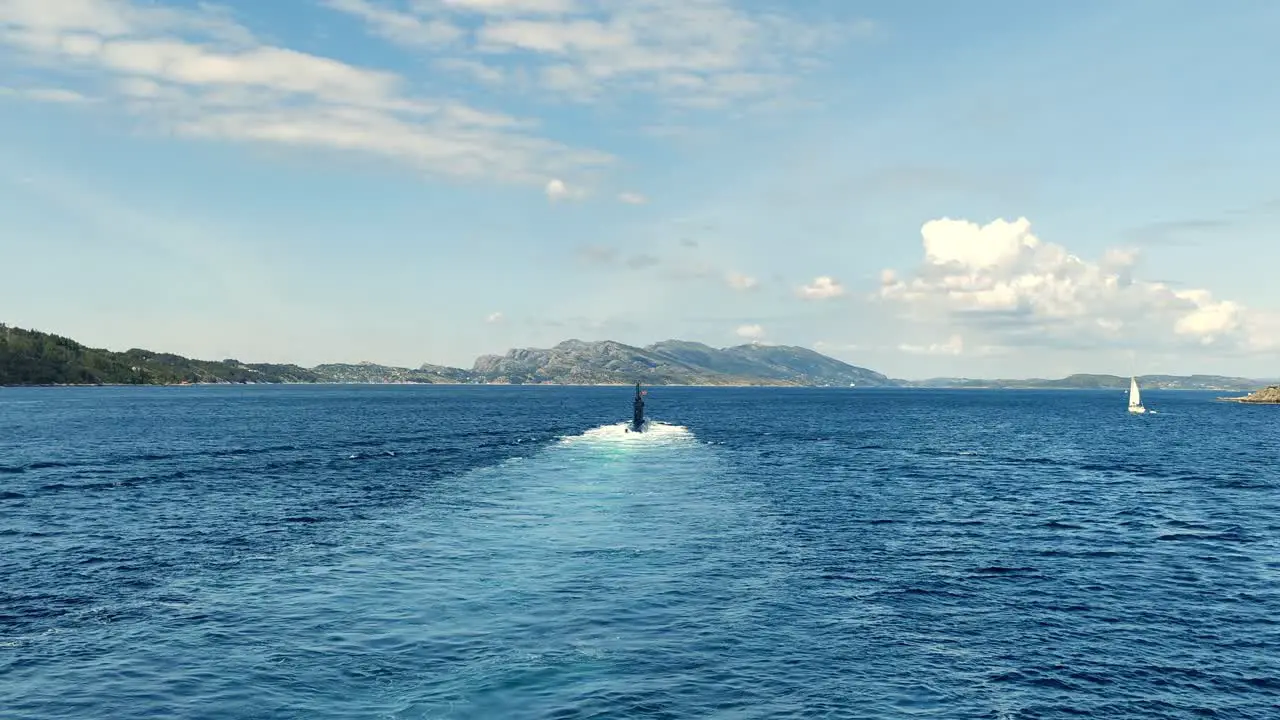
top-left (2, 0), bottom-right (1279, 379)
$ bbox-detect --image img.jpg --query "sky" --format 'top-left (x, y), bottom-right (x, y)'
top-left (2, 0), bottom-right (1279, 379)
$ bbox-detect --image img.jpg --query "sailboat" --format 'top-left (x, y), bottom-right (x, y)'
top-left (1127, 376), bottom-right (1147, 414)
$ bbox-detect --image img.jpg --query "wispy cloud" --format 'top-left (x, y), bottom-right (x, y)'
top-left (441, 0), bottom-right (577, 15)
top-left (486, 311), bottom-right (504, 323)
top-left (0, 0), bottom-right (612, 189)
top-left (813, 340), bottom-right (861, 353)
top-left (7, 161), bottom-right (283, 320)
top-left (432, 57), bottom-right (506, 85)
top-left (725, 271), bottom-right (758, 291)
top-left (624, 253), bottom-right (660, 270)
top-left (1125, 218), bottom-right (1233, 246)
top-left (0, 86), bottom-right (94, 104)
top-left (900, 334), bottom-right (964, 356)
top-left (617, 191), bottom-right (647, 205)
top-left (573, 244), bottom-right (662, 272)
top-left (575, 244), bottom-right (618, 264)
top-left (330, 0), bottom-right (876, 108)
top-left (320, 0), bottom-right (462, 47)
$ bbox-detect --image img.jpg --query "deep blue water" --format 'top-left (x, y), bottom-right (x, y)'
top-left (2, 385), bottom-right (1279, 718)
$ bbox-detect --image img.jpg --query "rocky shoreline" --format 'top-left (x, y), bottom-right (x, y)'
top-left (1219, 385), bottom-right (1280, 404)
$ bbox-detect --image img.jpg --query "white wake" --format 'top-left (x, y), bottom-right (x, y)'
top-left (557, 420), bottom-right (696, 448)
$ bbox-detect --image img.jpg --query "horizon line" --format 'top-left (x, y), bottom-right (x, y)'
top-left (3, 322), bottom-right (1275, 383)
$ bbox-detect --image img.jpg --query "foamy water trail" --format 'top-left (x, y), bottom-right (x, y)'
top-left (557, 420), bottom-right (697, 448)
top-left (163, 414), bottom-right (786, 718)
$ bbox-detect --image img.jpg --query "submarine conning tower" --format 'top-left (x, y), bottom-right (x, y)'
top-left (631, 382), bottom-right (645, 430)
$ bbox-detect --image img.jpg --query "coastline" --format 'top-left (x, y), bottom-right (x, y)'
top-left (1, 382), bottom-right (1261, 391)
top-left (1215, 385), bottom-right (1280, 404)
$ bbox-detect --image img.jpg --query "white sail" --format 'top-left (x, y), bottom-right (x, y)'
top-left (1128, 376), bottom-right (1145, 413)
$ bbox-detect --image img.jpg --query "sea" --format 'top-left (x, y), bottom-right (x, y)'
top-left (2, 385), bottom-right (1278, 719)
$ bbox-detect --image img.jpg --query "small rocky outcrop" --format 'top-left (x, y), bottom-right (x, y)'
top-left (1220, 385), bottom-right (1280, 404)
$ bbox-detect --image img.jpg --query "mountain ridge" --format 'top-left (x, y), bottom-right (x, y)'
top-left (0, 323), bottom-right (1271, 391)
top-left (469, 338), bottom-right (894, 386)
top-left (896, 373), bottom-right (1267, 390)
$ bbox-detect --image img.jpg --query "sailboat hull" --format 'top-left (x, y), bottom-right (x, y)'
top-left (1128, 406), bottom-right (1146, 414)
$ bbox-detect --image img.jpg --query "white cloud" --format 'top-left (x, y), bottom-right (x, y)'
top-left (439, 0), bottom-right (577, 14)
top-left (617, 191), bottom-right (647, 205)
top-left (725, 271), bottom-right (758, 291)
top-left (880, 216), bottom-right (1274, 352)
top-left (798, 276), bottom-right (845, 300)
top-left (321, 0), bottom-right (461, 47)
top-left (900, 334), bottom-right (964, 356)
top-left (735, 323), bottom-right (765, 340)
top-left (0, 86), bottom-right (93, 103)
top-left (433, 57), bottom-right (506, 85)
top-left (813, 341), bottom-right (860, 352)
top-left (545, 177), bottom-right (585, 201)
top-left (327, 0), bottom-right (875, 107)
top-left (1173, 289), bottom-right (1241, 341)
top-left (486, 311), bottom-right (504, 323)
top-left (0, 0), bottom-right (611, 188)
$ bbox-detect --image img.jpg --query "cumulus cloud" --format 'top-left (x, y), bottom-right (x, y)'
top-left (798, 276), bottom-right (845, 300)
top-left (617, 191), bottom-right (647, 205)
top-left (725, 271), bottom-right (758, 291)
top-left (1173, 289), bottom-right (1241, 340)
top-left (0, 0), bottom-right (612, 188)
top-left (486, 311), bottom-right (504, 323)
top-left (880, 216), bottom-right (1274, 352)
top-left (735, 323), bottom-right (765, 340)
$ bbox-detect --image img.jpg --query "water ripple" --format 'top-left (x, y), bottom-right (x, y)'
top-left (2, 386), bottom-right (1279, 718)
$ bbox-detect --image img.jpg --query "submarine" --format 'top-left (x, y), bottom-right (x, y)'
top-left (626, 382), bottom-right (647, 432)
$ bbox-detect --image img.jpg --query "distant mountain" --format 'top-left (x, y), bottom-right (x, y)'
top-left (1, 325), bottom-right (890, 387)
top-left (1, 322), bottom-right (1269, 391)
top-left (902, 373), bottom-right (1263, 391)
top-left (645, 340), bottom-right (894, 387)
top-left (471, 339), bottom-right (731, 385)
top-left (469, 339), bottom-right (892, 385)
